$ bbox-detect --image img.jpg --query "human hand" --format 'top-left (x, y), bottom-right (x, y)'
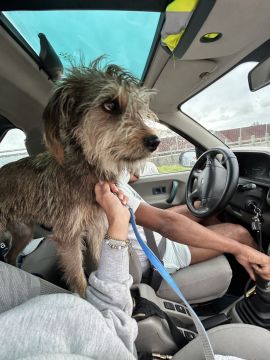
top-left (235, 244), bottom-right (270, 281)
top-left (95, 181), bottom-right (130, 241)
top-left (129, 172), bottom-right (140, 183)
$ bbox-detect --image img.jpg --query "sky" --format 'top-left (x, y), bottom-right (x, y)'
top-left (4, 10), bottom-right (160, 79)
top-left (0, 129), bottom-right (26, 151)
top-left (181, 62), bottom-right (270, 132)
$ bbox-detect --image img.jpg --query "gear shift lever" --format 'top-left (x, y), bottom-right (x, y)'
top-left (235, 207), bottom-right (270, 329)
top-left (255, 245), bottom-right (270, 304)
top-left (235, 274), bottom-right (270, 329)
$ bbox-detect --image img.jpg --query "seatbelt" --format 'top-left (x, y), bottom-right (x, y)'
top-left (16, 237), bottom-right (44, 268)
top-left (143, 228), bottom-right (165, 291)
top-left (133, 295), bottom-right (188, 348)
top-left (130, 208), bottom-right (215, 360)
top-left (143, 228), bottom-right (161, 259)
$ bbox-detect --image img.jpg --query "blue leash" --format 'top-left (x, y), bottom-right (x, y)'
top-left (129, 207), bottom-right (215, 360)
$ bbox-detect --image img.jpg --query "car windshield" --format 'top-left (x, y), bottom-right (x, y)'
top-left (181, 62), bottom-right (270, 148)
top-left (3, 10), bottom-right (160, 78)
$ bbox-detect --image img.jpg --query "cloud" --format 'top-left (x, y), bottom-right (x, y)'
top-left (181, 62), bottom-right (270, 131)
top-left (0, 129), bottom-right (26, 151)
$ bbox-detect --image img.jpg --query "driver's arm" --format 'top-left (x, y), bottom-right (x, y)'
top-left (166, 201), bottom-right (202, 223)
top-left (135, 202), bottom-right (238, 253)
top-left (134, 202), bottom-right (270, 280)
top-left (167, 202), bottom-right (220, 226)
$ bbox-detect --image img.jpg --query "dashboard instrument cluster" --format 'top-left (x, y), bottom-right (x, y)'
top-left (235, 151), bottom-right (270, 185)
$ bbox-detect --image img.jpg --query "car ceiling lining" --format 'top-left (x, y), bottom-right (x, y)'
top-left (180, 0), bottom-right (270, 61)
top-left (146, 0), bottom-right (270, 112)
top-left (150, 59), bottom-right (217, 112)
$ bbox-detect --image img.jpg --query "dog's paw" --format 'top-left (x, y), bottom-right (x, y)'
top-left (71, 277), bottom-right (87, 298)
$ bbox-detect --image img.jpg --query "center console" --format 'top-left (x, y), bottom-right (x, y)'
top-left (132, 283), bottom-right (230, 355)
top-left (230, 277), bottom-right (270, 329)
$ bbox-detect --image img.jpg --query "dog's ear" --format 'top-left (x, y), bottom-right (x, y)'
top-left (43, 87), bottom-right (69, 164)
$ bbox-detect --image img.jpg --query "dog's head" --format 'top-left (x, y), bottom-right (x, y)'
top-left (43, 57), bottom-right (159, 179)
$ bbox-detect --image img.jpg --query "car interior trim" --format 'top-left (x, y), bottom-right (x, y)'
top-left (141, 12), bottom-right (166, 82)
top-left (0, 12), bottom-right (41, 75)
top-left (0, 115), bottom-right (15, 142)
top-left (0, 0), bottom-right (170, 12)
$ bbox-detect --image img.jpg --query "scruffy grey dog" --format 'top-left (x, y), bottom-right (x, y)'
top-left (0, 58), bottom-right (160, 296)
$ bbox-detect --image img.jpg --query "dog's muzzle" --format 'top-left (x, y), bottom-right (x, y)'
top-left (143, 135), bottom-right (160, 152)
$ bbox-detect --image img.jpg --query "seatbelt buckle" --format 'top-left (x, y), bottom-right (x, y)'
top-left (0, 241), bottom-right (11, 261)
top-left (0, 231), bottom-right (12, 262)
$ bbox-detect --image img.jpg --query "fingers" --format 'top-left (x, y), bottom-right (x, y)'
top-left (236, 246), bottom-right (270, 281)
top-left (95, 181), bottom-right (128, 206)
top-left (236, 254), bottom-right (256, 281)
top-left (109, 182), bottom-right (118, 194)
top-left (244, 264), bottom-right (256, 281)
top-left (251, 251), bottom-right (270, 280)
top-left (109, 183), bottom-right (128, 206)
top-left (252, 264), bottom-right (270, 281)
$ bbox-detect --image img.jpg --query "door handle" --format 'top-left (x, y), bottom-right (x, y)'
top-left (167, 180), bottom-right (179, 204)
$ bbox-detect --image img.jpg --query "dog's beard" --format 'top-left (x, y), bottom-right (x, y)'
top-left (93, 155), bottom-right (146, 182)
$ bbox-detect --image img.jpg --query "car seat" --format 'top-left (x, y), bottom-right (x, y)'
top-left (1, 261), bottom-right (270, 360)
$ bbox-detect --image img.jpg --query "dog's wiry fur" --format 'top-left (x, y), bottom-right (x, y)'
top-left (0, 58), bottom-right (158, 296)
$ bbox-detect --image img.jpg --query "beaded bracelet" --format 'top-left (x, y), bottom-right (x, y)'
top-left (104, 233), bottom-right (130, 249)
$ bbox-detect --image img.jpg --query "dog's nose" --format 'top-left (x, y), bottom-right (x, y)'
top-left (143, 135), bottom-right (160, 152)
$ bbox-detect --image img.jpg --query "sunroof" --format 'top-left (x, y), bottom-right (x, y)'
top-left (3, 10), bottom-right (160, 78)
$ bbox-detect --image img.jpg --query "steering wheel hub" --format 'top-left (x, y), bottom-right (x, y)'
top-left (186, 147), bottom-right (239, 217)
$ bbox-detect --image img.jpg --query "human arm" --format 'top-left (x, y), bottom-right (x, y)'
top-left (166, 203), bottom-right (202, 223)
top-left (167, 201), bottom-right (220, 226)
top-left (0, 183), bottom-right (137, 360)
top-left (135, 202), bottom-right (270, 280)
top-left (86, 182), bottom-right (137, 358)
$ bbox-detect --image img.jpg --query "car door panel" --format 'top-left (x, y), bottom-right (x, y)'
top-left (130, 171), bottom-right (190, 209)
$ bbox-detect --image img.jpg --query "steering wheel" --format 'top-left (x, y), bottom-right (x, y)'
top-left (186, 147), bottom-right (239, 218)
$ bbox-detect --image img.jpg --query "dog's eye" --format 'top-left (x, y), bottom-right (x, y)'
top-left (103, 100), bottom-right (120, 113)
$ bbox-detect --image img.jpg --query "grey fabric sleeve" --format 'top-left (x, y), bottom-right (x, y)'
top-left (86, 241), bottom-right (138, 357)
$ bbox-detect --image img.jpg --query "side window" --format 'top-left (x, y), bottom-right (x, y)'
top-left (0, 128), bottom-right (28, 167)
top-left (141, 123), bottom-right (196, 176)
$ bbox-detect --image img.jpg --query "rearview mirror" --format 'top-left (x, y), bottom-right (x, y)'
top-left (248, 57), bottom-right (270, 91)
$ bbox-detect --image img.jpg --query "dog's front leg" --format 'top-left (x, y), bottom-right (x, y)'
top-left (84, 209), bottom-right (108, 273)
top-left (55, 234), bottom-right (87, 297)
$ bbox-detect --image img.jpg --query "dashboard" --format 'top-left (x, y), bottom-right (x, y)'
top-left (236, 151), bottom-right (270, 185)
top-left (227, 149), bottom-right (270, 238)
